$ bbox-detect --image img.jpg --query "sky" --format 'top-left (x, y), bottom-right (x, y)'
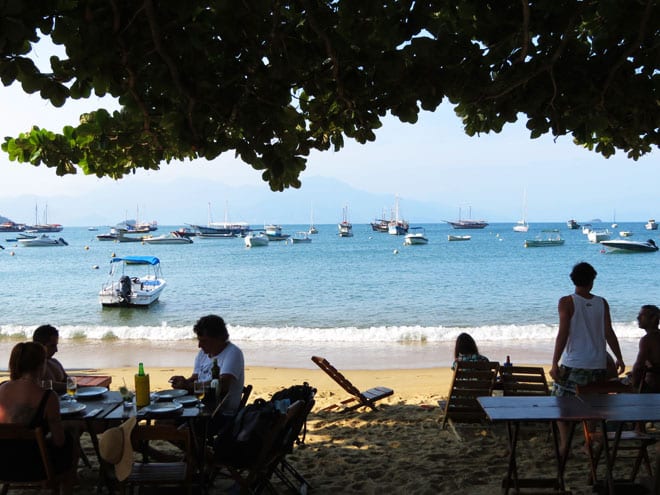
top-left (0, 44), bottom-right (657, 225)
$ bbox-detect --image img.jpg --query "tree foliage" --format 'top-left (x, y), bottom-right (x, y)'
top-left (1, 1), bottom-right (658, 190)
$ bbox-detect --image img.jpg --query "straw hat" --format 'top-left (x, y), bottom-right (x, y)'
top-left (98, 416), bottom-right (136, 481)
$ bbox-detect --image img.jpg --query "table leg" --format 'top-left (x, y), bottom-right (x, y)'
top-left (503, 421), bottom-right (520, 495)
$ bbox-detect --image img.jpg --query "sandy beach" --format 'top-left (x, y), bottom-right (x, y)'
top-left (5, 364), bottom-right (649, 494)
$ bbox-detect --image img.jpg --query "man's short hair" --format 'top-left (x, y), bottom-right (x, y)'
top-left (641, 304), bottom-right (660, 322)
top-left (33, 324), bottom-right (59, 344)
top-left (570, 262), bottom-right (597, 287)
top-left (193, 315), bottom-right (229, 341)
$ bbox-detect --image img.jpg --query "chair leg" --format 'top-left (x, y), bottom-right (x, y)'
top-left (1, 484), bottom-right (7, 495)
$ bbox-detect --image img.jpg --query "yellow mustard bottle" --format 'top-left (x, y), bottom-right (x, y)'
top-left (134, 362), bottom-right (150, 407)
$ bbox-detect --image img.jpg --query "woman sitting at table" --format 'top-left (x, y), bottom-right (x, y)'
top-left (451, 332), bottom-right (489, 370)
top-left (0, 342), bottom-right (77, 493)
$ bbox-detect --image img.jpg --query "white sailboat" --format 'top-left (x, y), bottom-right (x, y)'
top-left (513, 189), bottom-right (529, 232)
top-left (308, 203), bottom-right (318, 234)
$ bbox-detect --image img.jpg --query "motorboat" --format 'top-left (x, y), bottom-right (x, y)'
top-left (96, 231), bottom-right (118, 241)
top-left (18, 234), bottom-right (68, 247)
top-left (338, 205), bottom-right (353, 237)
top-left (291, 232), bottom-right (312, 244)
top-left (581, 224), bottom-right (593, 235)
top-left (524, 233), bottom-right (564, 247)
top-left (600, 239), bottom-right (659, 253)
top-left (447, 235), bottom-right (471, 241)
top-left (567, 219), bottom-right (580, 229)
top-left (143, 232), bottom-right (193, 245)
top-left (244, 232), bottom-right (269, 247)
top-left (619, 231), bottom-right (633, 237)
top-left (99, 256), bottom-right (166, 307)
top-left (587, 229), bottom-right (611, 243)
top-left (264, 224), bottom-right (290, 241)
top-left (645, 219), bottom-right (657, 230)
top-left (197, 232), bottom-right (236, 239)
top-left (445, 207), bottom-right (488, 229)
top-left (404, 227), bottom-right (428, 245)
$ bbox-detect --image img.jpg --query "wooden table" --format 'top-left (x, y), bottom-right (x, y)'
top-left (72, 375), bottom-right (112, 388)
top-left (478, 396), bottom-right (603, 494)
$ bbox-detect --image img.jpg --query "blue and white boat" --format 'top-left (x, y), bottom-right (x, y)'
top-left (404, 227), bottom-right (428, 245)
top-left (99, 256), bottom-right (166, 307)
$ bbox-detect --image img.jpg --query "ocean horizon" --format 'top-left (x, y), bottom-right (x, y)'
top-left (2, 222), bottom-right (658, 370)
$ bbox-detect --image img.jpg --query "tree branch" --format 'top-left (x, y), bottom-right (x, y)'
top-left (517, 0), bottom-right (530, 64)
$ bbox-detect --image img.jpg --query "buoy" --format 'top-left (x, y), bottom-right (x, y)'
top-left (111, 252), bottom-right (116, 257)
top-left (84, 245), bottom-right (90, 250)
top-left (10, 251), bottom-right (15, 256)
top-left (393, 249), bottom-right (399, 255)
top-left (92, 265), bottom-right (99, 270)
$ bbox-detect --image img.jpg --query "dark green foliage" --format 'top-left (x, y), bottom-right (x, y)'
top-left (1, 1), bottom-right (657, 190)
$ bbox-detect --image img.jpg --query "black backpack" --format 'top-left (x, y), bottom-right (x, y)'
top-left (213, 398), bottom-right (283, 468)
top-left (270, 382), bottom-right (316, 445)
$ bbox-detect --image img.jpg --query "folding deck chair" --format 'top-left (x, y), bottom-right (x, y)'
top-left (440, 360), bottom-right (500, 440)
top-left (311, 356), bottom-right (393, 412)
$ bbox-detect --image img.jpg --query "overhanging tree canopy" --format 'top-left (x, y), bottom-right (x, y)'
top-left (1, 1), bottom-right (658, 191)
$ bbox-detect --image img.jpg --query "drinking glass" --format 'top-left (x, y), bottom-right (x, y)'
top-left (193, 381), bottom-right (205, 409)
top-left (66, 376), bottom-right (77, 402)
top-left (40, 379), bottom-right (53, 390)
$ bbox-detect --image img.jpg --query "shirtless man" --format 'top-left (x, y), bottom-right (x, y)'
top-left (32, 324), bottom-right (68, 394)
top-left (631, 305), bottom-right (660, 392)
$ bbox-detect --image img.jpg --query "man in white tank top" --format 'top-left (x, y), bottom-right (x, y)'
top-left (549, 262), bottom-right (625, 451)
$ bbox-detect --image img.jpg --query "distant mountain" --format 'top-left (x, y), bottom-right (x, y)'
top-left (0, 177), bottom-right (452, 226)
top-left (0, 215), bottom-right (10, 223)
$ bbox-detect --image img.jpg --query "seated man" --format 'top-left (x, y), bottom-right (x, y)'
top-left (631, 305), bottom-right (660, 392)
top-left (170, 314), bottom-right (245, 419)
top-left (32, 324), bottom-right (68, 394)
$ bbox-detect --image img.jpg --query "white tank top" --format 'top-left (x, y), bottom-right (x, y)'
top-left (560, 293), bottom-right (607, 369)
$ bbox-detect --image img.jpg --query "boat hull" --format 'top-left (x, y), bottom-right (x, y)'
top-left (18, 235), bottom-right (68, 246)
top-left (600, 240), bottom-right (659, 253)
top-left (447, 235), bottom-right (471, 241)
top-left (245, 234), bottom-right (269, 247)
top-left (524, 239), bottom-right (565, 247)
top-left (404, 235), bottom-right (428, 245)
top-left (99, 256), bottom-right (166, 307)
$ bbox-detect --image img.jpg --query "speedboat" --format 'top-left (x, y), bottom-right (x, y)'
top-left (567, 219), bottom-right (580, 229)
top-left (18, 234), bottom-right (68, 247)
top-left (99, 256), bottom-right (166, 307)
top-left (447, 235), bottom-right (471, 241)
top-left (244, 232), bottom-right (269, 247)
top-left (600, 239), bottom-right (659, 253)
top-left (619, 231), bottom-right (633, 237)
top-left (587, 229), bottom-right (611, 243)
top-left (645, 219), bottom-right (657, 230)
top-left (143, 232), bottom-right (193, 245)
top-left (291, 232), bottom-right (312, 244)
top-left (404, 227), bottom-right (428, 245)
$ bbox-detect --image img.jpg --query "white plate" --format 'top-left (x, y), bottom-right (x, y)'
top-left (75, 386), bottom-right (108, 398)
top-left (152, 389), bottom-right (187, 400)
top-left (141, 402), bottom-right (184, 415)
top-left (172, 395), bottom-right (199, 407)
top-left (60, 402), bottom-right (87, 415)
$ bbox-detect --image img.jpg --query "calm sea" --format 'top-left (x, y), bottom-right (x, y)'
top-left (1, 223), bottom-right (659, 370)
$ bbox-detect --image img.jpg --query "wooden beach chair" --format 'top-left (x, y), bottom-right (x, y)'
top-left (440, 360), bottom-right (500, 441)
top-left (499, 365), bottom-right (550, 396)
top-left (311, 356), bottom-right (393, 412)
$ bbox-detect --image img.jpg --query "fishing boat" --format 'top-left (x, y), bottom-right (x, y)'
top-left (600, 239), bottom-right (659, 253)
top-left (0, 221), bottom-right (27, 232)
top-left (244, 232), bottom-right (269, 247)
top-left (587, 229), bottom-right (611, 243)
top-left (445, 207), bottom-right (488, 229)
top-left (645, 219), bottom-right (657, 230)
top-left (524, 233), bottom-right (565, 247)
top-left (566, 219), bottom-right (580, 230)
top-left (447, 235), bottom-right (471, 241)
top-left (29, 204), bottom-right (63, 232)
top-left (513, 189), bottom-right (529, 232)
top-left (189, 202), bottom-right (250, 237)
top-left (338, 205), bottom-right (353, 237)
top-left (370, 215), bottom-right (389, 233)
top-left (99, 256), bottom-right (166, 307)
top-left (388, 195), bottom-right (409, 235)
top-left (18, 234), bottom-right (68, 247)
top-left (291, 231), bottom-right (312, 244)
top-left (143, 231), bottom-right (193, 245)
top-left (404, 227), bottom-right (428, 245)
top-left (264, 224), bottom-right (290, 241)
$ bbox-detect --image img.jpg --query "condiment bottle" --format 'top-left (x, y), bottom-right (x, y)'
top-left (134, 362), bottom-right (151, 407)
top-left (504, 355), bottom-right (512, 367)
top-left (209, 358), bottom-right (220, 405)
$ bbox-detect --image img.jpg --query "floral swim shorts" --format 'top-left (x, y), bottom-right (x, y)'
top-left (551, 365), bottom-right (607, 396)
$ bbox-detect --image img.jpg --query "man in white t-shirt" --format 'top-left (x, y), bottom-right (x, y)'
top-left (170, 314), bottom-right (245, 416)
